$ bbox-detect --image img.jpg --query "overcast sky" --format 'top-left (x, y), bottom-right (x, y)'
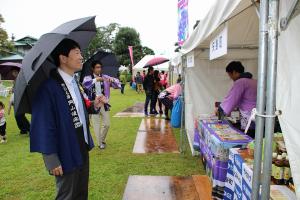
top-left (1, 0), bottom-right (216, 57)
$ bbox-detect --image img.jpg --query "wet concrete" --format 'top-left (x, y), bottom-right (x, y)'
top-left (133, 118), bottom-right (179, 153)
top-left (114, 102), bottom-right (145, 117)
top-left (122, 175), bottom-right (212, 200)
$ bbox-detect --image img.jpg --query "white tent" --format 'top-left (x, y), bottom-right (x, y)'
top-left (181, 0), bottom-right (300, 197)
top-left (132, 55), bottom-right (169, 75)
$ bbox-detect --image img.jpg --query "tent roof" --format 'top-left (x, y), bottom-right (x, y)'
top-left (181, 0), bottom-right (259, 54)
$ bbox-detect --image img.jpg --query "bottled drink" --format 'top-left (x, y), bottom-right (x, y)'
top-left (271, 152), bottom-right (278, 182)
top-left (283, 156), bottom-right (291, 185)
top-left (273, 155), bottom-right (284, 185)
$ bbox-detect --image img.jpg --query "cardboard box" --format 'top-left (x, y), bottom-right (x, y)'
top-left (224, 187), bottom-right (235, 200)
top-left (242, 162), bottom-right (253, 190)
top-left (234, 185), bottom-right (243, 200)
top-left (242, 179), bottom-right (252, 200)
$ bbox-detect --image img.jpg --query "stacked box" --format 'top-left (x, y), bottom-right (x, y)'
top-left (233, 150), bottom-right (244, 200)
top-left (224, 148), bottom-right (238, 200)
top-left (242, 162), bottom-right (253, 200)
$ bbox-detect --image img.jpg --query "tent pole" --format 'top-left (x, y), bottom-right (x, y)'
top-left (251, 0), bottom-right (269, 199)
top-left (180, 55), bottom-right (187, 154)
top-left (261, 0), bottom-right (280, 199)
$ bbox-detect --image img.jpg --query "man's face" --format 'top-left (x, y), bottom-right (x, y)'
top-left (149, 69), bottom-right (154, 75)
top-left (61, 47), bottom-right (83, 72)
top-left (227, 71), bottom-right (240, 81)
top-left (93, 64), bottom-right (102, 75)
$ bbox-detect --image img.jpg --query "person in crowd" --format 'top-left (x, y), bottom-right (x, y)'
top-left (159, 83), bottom-right (182, 120)
top-left (7, 81), bottom-right (30, 134)
top-left (151, 70), bottom-right (163, 115)
top-left (82, 60), bottom-right (121, 149)
top-left (135, 71), bottom-right (143, 93)
top-left (143, 66), bottom-right (155, 116)
top-left (159, 70), bottom-right (168, 89)
top-left (0, 101), bottom-right (7, 143)
top-left (30, 39), bottom-right (104, 200)
top-left (217, 61), bottom-right (257, 138)
top-left (141, 70), bottom-right (146, 81)
top-left (119, 70), bottom-right (127, 94)
top-left (177, 74), bottom-right (182, 83)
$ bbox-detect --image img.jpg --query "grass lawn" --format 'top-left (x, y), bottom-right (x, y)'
top-left (0, 84), bottom-right (205, 200)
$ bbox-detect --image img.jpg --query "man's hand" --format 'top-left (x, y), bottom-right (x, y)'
top-left (94, 95), bottom-right (108, 108)
top-left (51, 166), bottom-right (63, 176)
top-left (96, 77), bottom-right (103, 82)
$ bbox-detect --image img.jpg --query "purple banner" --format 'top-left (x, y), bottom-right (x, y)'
top-left (177, 0), bottom-right (189, 46)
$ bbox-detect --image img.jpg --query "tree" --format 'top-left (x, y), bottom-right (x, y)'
top-left (113, 27), bottom-right (154, 71)
top-left (0, 14), bottom-right (14, 57)
top-left (83, 23), bottom-right (120, 60)
top-left (113, 27), bottom-right (141, 67)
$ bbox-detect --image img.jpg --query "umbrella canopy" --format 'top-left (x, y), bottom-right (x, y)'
top-left (143, 56), bottom-right (169, 68)
top-left (79, 50), bottom-right (120, 83)
top-left (14, 16), bottom-right (96, 115)
top-left (0, 62), bottom-right (22, 80)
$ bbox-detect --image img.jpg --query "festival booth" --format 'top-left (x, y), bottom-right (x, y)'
top-left (181, 0), bottom-right (300, 199)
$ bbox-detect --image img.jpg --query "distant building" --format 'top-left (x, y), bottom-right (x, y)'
top-left (14, 35), bottom-right (37, 56)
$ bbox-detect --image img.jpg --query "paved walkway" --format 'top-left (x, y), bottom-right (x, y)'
top-left (114, 102), bottom-right (145, 117)
top-left (133, 118), bottom-right (179, 153)
top-left (122, 175), bottom-right (212, 200)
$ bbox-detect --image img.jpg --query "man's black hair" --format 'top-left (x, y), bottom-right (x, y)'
top-left (147, 66), bottom-right (154, 73)
top-left (51, 39), bottom-right (81, 67)
top-left (91, 60), bottom-right (102, 69)
top-left (226, 61), bottom-right (245, 74)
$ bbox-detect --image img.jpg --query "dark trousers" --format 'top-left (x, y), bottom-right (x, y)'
top-left (121, 84), bottom-right (125, 94)
top-left (160, 97), bottom-right (173, 118)
top-left (144, 92), bottom-right (153, 113)
top-left (0, 122), bottom-right (6, 138)
top-left (151, 92), bottom-right (158, 113)
top-left (15, 114), bottom-right (30, 134)
top-left (55, 155), bottom-right (89, 200)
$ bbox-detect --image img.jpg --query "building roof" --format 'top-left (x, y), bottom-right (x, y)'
top-left (15, 36), bottom-right (37, 46)
top-left (0, 54), bottom-right (23, 61)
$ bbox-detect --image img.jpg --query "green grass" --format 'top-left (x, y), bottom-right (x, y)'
top-left (0, 84), bottom-right (204, 200)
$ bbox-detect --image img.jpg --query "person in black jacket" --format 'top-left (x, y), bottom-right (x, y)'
top-left (143, 66), bottom-right (154, 116)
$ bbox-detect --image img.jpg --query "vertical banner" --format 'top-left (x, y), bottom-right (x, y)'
top-left (128, 46), bottom-right (134, 66)
top-left (177, 0), bottom-right (189, 46)
top-left (209, 24), bottom-right (228, 60)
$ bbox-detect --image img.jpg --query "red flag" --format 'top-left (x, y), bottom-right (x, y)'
top-left (128, 46), bottom-right (134, 66)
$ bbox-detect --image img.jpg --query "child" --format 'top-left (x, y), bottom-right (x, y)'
top-left (0, 101), bottom-right (7, 143)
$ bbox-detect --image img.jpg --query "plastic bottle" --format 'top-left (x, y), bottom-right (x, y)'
top-left (273, 155), bottom-right (284, 185)
top-left (271, 152), bottom-right (278, 182)
top-left (283, 156), bottom-right (291, 185)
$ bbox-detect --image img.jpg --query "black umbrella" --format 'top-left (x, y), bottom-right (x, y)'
top-left (79, 51), bottom-right (120, 83)
top-left (14, 16), bottom-right (96, 115)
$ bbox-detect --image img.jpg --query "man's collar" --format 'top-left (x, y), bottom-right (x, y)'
top-left (58, 68), bottom-right (74, 84)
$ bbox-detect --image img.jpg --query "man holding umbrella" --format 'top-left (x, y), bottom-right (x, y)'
top-left (82, 60), bottom-right (121, 149)
top-left (30, 39), bottom-right (104, 199)
top-left (14, 17), bottom-right (103, 200)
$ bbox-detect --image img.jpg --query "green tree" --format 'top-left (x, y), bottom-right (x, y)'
top-left (0, 14), bottom-right (14, 57)
top-left (142, 46), bottom-right (155, 56)
top-left (113, 27), bottom-right (141, 67)
top-left (113, 27), bottom-right (154, 71)
top-left (83, 23), bottom-right (120, 60)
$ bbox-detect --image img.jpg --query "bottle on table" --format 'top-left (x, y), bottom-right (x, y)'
top-left (283, 156), bottom-right (291, 185)
top-left (271, 152), bottom-right (278, 182)
top-left (273, 154), bottom-right (284, 185)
